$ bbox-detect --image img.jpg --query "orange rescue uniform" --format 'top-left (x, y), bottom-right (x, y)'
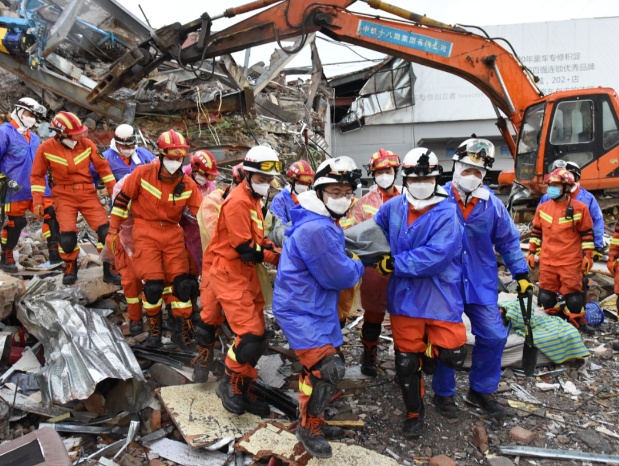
top-left (609, 223), bottom-right (619, 296)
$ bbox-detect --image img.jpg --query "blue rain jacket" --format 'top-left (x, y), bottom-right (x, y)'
top-left (374, 195), bottom-right (464, 321)
top-left (444, 182), bottom-right (527, 306)
top-left (0, 122), bottom-right (50, 202)
top-left (269, 188), bottom-right (296, 223)
top-left (540, 187), bottom-right (604, 250)
top-left (91, 147), bottom-right (156, 184)
top-left (272, 205), bottom-right (364, 350)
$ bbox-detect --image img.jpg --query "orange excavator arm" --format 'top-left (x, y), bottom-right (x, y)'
top-left (90, 0), bottom-right (544, 152)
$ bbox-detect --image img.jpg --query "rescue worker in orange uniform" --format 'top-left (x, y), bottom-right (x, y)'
top-left (608, 224), bottom-right (619, 348)
top-left (1, 98), bottom-right (61, 273)
top-left (272, 156), bottom-right (365, 458)
top-left (208, 146), bottom-right (280, 417)
top-left (528, 168), bottom-right (594, 324)
top-left (107, 130), bottom-right (202, 348)
top-left (349, 148), bottom-right (402, 376)
top-left (192, 163), bottom-right (244, 383)
top-left (30, 111), bottom-right (116, 285)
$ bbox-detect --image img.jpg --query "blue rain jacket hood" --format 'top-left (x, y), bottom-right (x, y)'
top-left (0, 122), bottom-right (50, 202)
top-left (374, 195), bottom-right (464, 321)
top-left (444, 182), bottom-right (528, 305)
top-left (269, 187), bottom-right (296, 224)
top-left (272, 203), bottom-right (364, 350)
top-left (92, 146), bottom-right (156, 184)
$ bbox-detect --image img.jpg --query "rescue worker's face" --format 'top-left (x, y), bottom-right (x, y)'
top-left (374, 167), bottom-right (396, 190)
top-left (406, 176), bottom-right (436, 200)
top-left (162, 155), bottom-right (184, 175)
top-left (460, 167), bottom-right (482, 179)
top-left (375, 167), bottom-right (395, 177)
top-left (321, 182), bottom-right (354, 216)
top-left (252, 173), bottom-right (274, 185)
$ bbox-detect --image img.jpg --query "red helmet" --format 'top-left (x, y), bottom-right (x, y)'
top-left (157, 130), bottom-right (189, 157)
top-left (191, 150), bottom-right (220, 176)
top-left (232, 162), bottom-right (245, 183)
top-left (368, 148), bottom-right (400, 174)
top-left (50, 111), bottom-right (88, 138)
top-left (285, 160), bottom-right (315, 184)
top-left (544, 167), bottom-right (575, 185)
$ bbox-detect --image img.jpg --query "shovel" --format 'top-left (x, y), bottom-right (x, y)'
top-left (517, 288), bottom-right (537, 376)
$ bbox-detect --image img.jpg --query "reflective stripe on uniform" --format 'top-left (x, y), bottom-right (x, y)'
top-left (539, 211), bottom-right (553, 224)
top-left (559, 213), bottom-right (582, 224)
top-left (111, 207), bottom-right (129, 218)
top-left (529, 238), bottom-right (541, 246)
top-left (142, 298), bottom-right (163, 310)
top-left (140, 179), bottom-right (162, 199)
top-left (249, 209), bottom-right (263, 230)
top-left (31, 185), bottom-right (46, 193)
top-left (227, 344), bottom-right (238, 362)
top-left (581, 242), bottom-right (594, 250)
top-left (299, 379), bottom-right (313, 396)
top-left (163, 286), bottom-right (173, 295)
top-left (611, 238), bottom-right (619, 246)
top-left (45, 153), bottom-right (68, 166)
top-left (126, 296), bottom-right (140, 304)
top-left (101, 174), bottom-right (115, 183)
top-left (73, 148), bottom-right (92, 166)
top-left (362, 204), bottom-right (379, 216)
top-left (168, 191), bottom-right (192, 202)
top-left (170, 301), bottom-right (192, 310)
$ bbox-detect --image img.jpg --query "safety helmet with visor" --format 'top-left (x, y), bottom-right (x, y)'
top-left (157, 130), bottom-right (189, 158)
top-left (367, 148), bottom-right (401, 174)
top-left (453, 138), bottom-right (495, 169)
top-left (49, 111), bottom-right (88, 139)
top-left (314, 156), bottom-right (361, 218)
top-left (191, 150), bottom-right (220, 176)
top-left (243, 146), bottom-right (281, 176)
top-left (14, 97), bottom-right (47, 122)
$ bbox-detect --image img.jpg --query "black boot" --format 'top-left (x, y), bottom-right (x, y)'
top-left (171, 316), bottom-right (196, 351)
top-left (216, 371), bottom-right (246, 415)
top-left (432, 394), bottom-right (458, 419)
top-left (103, 261), bottom-right (122, 285)
top-left (192, 322), bottom-right (217, 383)
top-left (242, 378), bottom-right (271, 417)
top-left (129, 319), bottom-right (144, 336)
top-left (396, 351), bottom-right (425, 438)
top-left (296, 415), bottom-right (332, 458)
top-left (464, 388), bottom-right (505, 420)
top-left (403, 404), bottom-right (425, 438)
top-left (360, 322), bottom-right (381, 377)
top-left (144, 313), bottom-right (163, 348)
top-left (47, 241), bottom-right (62, 264)
top-left (0, 248), bottom-right (18, 273)
top-left (317, 418), bottom-right (344, 439)
top-left (62, 259), bottom-right (78, 285)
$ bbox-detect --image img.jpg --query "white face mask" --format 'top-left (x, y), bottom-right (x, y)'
top-left (326, 196), bottom-right (352, 216)
top-left (458, 174), bottom-right (482, 193)
top-left (293, 184), bottom-right (309, 195)
top-left (407, 180), bottom-right (435, 200)
top-left (251, 181), bottom-right (270, 197)
top-left (375, 173), bottom-right (395, 190)
top-left (163, 159), bottom-right (182, 174)
top-left (120, 148), bottom-right (135, 158)
top-left (194, 173), bottom-right (208, 186)
top-left (20, 116), bottom-right (36, 129)
top-left (61, 138), bottom-right (78, 149)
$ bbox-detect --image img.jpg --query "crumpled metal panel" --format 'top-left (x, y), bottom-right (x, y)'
top-left (15, 277), bottom-right (145, 406)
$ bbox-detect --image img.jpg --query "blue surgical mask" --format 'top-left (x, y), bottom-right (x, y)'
top-left (547, 186), bottom-right (563, 199)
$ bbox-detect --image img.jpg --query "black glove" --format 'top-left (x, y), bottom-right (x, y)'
top-left (374, 255), bottom-right (394, 275)
top-left (235, 240), bottom-right (264, 263)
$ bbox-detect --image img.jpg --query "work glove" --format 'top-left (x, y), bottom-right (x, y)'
top-left (374, 254), bottom-right (394, 275)
top-left (105, 228), bottom-right (119, 255)
top-left (608, 255), bottom-right (618, 275)
top-left (526, 253), bottom-right (537, 270)
top-left (345, 250), bottom-right (360, 261)
top-left (582, 251), bottom-right (593, 275)
top-left (593, 248), bottom-right (604, 262)
top-left (235, 239), bottom-right (264, 264)
top-left (33, 204), bottom-right (44, 220)
top-left (515, 273), bottom-right (534, 294)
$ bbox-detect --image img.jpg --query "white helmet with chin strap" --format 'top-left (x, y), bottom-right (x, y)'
top-left (452, 138), bottom-right (495, 169)
top-left (401, 148), bottom-right (442, 178)
top-left (12, 97), bottom-right (47, 129)
top-left (313, 156), bottom-right (362, 189)
top-left (114, 124), bottom-right (137, 146)
top-left (243, 146), bottom-right (281, 176)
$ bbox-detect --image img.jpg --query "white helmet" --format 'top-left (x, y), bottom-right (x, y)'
top-left (453, 138), bottom-right (495, 169)
top-left (243, 145), bottom-right (281, 176)
top-left (314, 156), bottom-right (362, 189)
top-left (114, 124), bottom-right (136, 146)
top-left (14, 97), bottom-right (47, 121)
top-left (402, 148), bottom-right (442, 178)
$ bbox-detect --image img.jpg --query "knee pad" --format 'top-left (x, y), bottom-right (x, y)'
top-left (361, 322), bottom-right (382, 342)
top-left (143, 279), bottom-right (165, 305)
top-left (3, 216), bottom-right (27, 248)
top-left (420, 352), bottom-right (436, 375)
top-left (306, 354), bottom-right (345, 416)
top-left (233, 333), bottom-right (267, 366)
top-left (58, 232), bottom-right (78, 255)
top-left (564, 292), bottom-right (584, 315)
top-left (395, 351), bottom-right (420, 377)
top-left (173, 274), bottom-right (199, 302)
top-left (538, 288), bottom-right (557, 309)
top-left (96, 224), bottom-right (109, 244)
top-left (311, 354), bottom-right (346, 386)
top-left (437, 346), bottom-right (467, 370)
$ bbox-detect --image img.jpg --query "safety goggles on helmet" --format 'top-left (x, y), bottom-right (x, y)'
top-left (454, 139), bottom-right (494, 168)
top-left (402, 151), bottom-right (442, 177)
top-left (163, 148), bottom-right (189, 157)
top-left (15, 99), bottom-right (47, 120)
top-left (243, 160), bottom-right (282, 173)
top-left (315, 166), bottom-right (363, 187)
top-left (366, 150), bottom-right (401, 175)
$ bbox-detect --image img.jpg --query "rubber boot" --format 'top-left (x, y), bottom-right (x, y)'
top-left (47, 241), bottom-right (62, 264)
top-left (242, 378), bottom-right (271, 416)
top-left (129, 319), bottom-right (144, 336)
top-left (216, 371), bottom-right (246, 415)
top-left (192, 323), bottom-right (217, 383)
top-left (396, 351), bottom-right (424, 439)
top-left (296, 415), bottom-right (332, 458)
top-left (360, 340), bottom-right (379, 377)
top-left (0, 248), bottom-right (18, 273)
top-left (62, 259), bottom-right (78, 285)
top-left (403, 405), bottom-right (425, 438)
top-left (103, 261), bottom-right (122, 285)
top-left (171, 316), bottom-right (196, 351)
top-left (144, 313), bottom-right (163, 348)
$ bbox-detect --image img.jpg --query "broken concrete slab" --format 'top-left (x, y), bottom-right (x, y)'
top-left (236, 421), bottom-right (400, 466)
top-left (0, 387), bottom-right (70, 418)
top-left (157, 382), bottom-right (261, 448)
top-left (50, 265), bottom-right (121, 303)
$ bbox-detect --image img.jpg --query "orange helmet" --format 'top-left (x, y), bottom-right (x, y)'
top-left (285, 160), bottom-right (315, 184)
top-left (191, 150), bottom-right (220, 176)
top-left (232, 162), bottom-right (245, 183)
top-left (544, 168), bottom-right (575, 185)
top-left (50, 111), bottom-right (88, 138)
top-left (368, 148), bottom-right (400, 175)
top-left (157, 130), bottom-right (189, 157)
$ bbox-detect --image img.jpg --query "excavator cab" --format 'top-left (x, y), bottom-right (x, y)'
top-left (510, 89), bottom-right (619, 221)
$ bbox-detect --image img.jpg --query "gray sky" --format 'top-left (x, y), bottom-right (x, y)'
top-left (121, 1), bottom-right (619, 77)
